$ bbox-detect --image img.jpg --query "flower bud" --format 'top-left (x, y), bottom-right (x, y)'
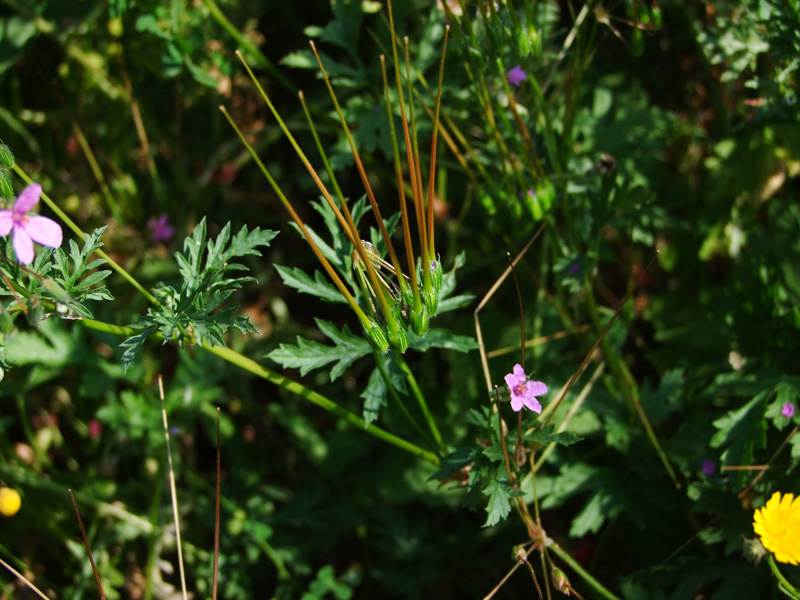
top-left (0, 143), bottom-right (14, 170)
top-left (743, 537), bottom-right (766, 564)
top-left (411, 302), bottom-right (429, 337)
top-left (364, 321), bottom-right (389, 352)
top-left (550, 566), bottom-right (571, 595)
top-left (0, 172), bottom-right (13, 199)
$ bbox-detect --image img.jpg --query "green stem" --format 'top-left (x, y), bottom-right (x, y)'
top-left (67, 119), bottom-right (123, 223)
top-left (768, 554), bottom-right (800, 599)
top-left (549, 540), bottom-right (622, 600)
top-left (395, 355), bottom-right (446, 455)
top-left (72, 319), bottom-right (446, 466)
top-left (203, 345), bottom-right (440, 465)
top-left (373, 350), bottom-right (437, 453)
top-left (11, 165), bottom-right (160, 307)
top-left (77, 315), bottom-right (439, 463)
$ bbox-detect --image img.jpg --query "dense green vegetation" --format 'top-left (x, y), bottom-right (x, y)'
top-left (0, 0), bottom-right (799, 598)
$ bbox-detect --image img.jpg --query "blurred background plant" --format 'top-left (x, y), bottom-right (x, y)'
top-left (0, 0), bottom-right (799, 598)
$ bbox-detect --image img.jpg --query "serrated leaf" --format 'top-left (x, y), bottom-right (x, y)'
top-left (359, 352), bottom-right (406, 427)
top-left (275, 265), bottom-right (347, 304)
top-left (711, 391), bottom-right (768, 487)
top-left (120, 325), bottom-right (157, 371)
top-left (266, 319), bottom-right (371, 380)
top-left (482, 477), bottom-right (512, 527)
top-left (360, 366), bottom-right (387, 427)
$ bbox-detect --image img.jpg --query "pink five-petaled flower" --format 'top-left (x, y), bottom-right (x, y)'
top-left (504, 364), bottom-right (547, 413)
top-left (506, 65), bottom-right (527, 86)
top-left (782, 402), bottom-right (795, 418)
top-left (0, 183), bottom-right (62, 264)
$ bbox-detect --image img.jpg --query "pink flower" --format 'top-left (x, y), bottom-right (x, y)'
top-left (506, 65), bottom-right (527, 86)
top-left (0, 183), bottom-right (62, 264)
top-left (702, 458), bottom-right (715, 475)
top-left (782, 402), bottom-right (795, 418)
top-left (147, 214), bottom-right (175, 242)
top-left (504, 364), bottom-right (547, 413)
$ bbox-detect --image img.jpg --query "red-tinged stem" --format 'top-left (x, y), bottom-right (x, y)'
top-left (234, 51), bottom-right (356, 251)
top-left (220, 106), bottom-right (372, 329)
top-left (427, 25), bottom-right (449, 258)
top-left (308, 41), bottom-right (406, 287)
top-left (381, 54), bottom-right (420, 305)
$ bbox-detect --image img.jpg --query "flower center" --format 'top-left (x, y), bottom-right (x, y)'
top-left (513, 383), bottom-right (527, 396)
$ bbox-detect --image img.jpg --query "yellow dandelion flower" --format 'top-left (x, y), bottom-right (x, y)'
top-left (0, 486), bottom-right (21, 516)
top-left (753, 491), bottom-right (800, 565)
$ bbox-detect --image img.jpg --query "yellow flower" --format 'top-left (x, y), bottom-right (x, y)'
top-left (753, 491), bottom-right (800, 565)
top-left (0, 487), bottom-right (21, 516)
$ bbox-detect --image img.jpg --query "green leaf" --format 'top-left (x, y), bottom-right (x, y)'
top-left (48, 227), bottom-right (113, 318)
top-left (359, 352), bottom-right (405, 426)
top-left (482, 477), bottom-right (512, 527)
top-left (360, 366), bottom-right (387, 427)
top-left (523, 425), bottom-right (583, 448)
top-left (407, 328), bottom-right (478, 352)
top-left (122, 220), bottom-right (275, 366)
top-left (274, 265), bottom-right (347, 304)
top-left (266, 319), bottom-right (371, 380)
top-left (711, 390), bottom-right (768, 487)
top-left (430, 444), bottom-right (481, 481)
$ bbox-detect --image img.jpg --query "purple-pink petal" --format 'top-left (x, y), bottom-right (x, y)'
top-left (527, 380), bottom-right (548, 396)
top-left (510, 396), bottom-right (523, 412)
top-left (512, 364), bottom-right (526, 381)
top-left (13, 224), bottom-right (34, 264)
top-left (25, 215), bottom-right (63, 248)
top-left (782, 402), bottom-right (795, 418)
top-left (521, 394), bottom-right (542, 413)
top-left (15, 184), bottom-right (41, 214)
top-left (0, 210), bottom-right (12, 236)
top-left (504, 372), bottom-right (519, 390)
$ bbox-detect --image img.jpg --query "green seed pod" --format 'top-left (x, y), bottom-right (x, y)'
top-left (424, 286), bottom-right (438, 317)
top-left (0, 143), bottom-right (14, 170)
top-left (391, 296), bottom-right (408, 326)
top-left (0, 172), bottom-right (13, 199)
top-left (429, 257), bottom-right (443, 293)
top-left (364, 321), bottom-right (389, 353)
top-left (387, 324), bottom-right (408, 354)
top-left (411, 302), bottom-right (429, 337)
